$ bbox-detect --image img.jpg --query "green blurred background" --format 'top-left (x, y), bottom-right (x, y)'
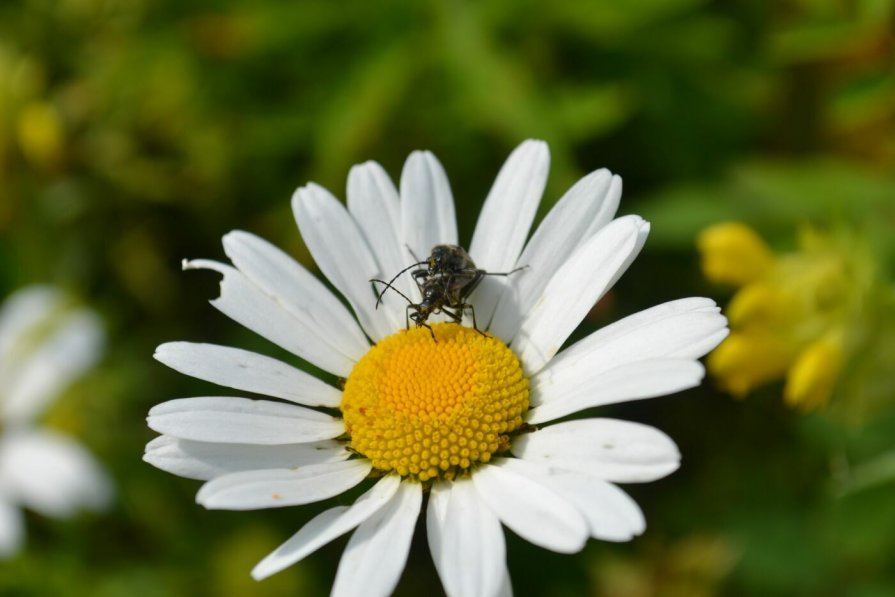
top-left (2, 0), bottom-right (894, 595)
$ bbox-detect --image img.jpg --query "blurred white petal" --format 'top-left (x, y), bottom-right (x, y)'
top-left (0, 286), bottom-right (62, 361)
top-left (0, 303), bottom-right (103, 424)
top-left (0, 430), bottom-right (112, 518)
top-left (0, 500), bottom-right (24, 559)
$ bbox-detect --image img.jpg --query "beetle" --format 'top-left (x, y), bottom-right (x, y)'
top-left (371, 244), bottom-right (525, 340)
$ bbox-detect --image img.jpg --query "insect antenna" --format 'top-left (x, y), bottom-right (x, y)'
top-left (404, 244), bottom-right (421, 262)
top-left (370, 277), bottom-right (416, 308)
top-left (482, 265), bottom-right (529, 277)
top-left (372, 261), bottom-right (425, 307)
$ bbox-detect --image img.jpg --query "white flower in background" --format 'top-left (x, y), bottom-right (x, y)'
top-left (145, 140), bottom-right (728, 596)
top-left (0, 286), bottom-right (112, 558)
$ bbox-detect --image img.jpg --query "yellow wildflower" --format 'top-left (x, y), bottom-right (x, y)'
top-left (698, 222), bottom-right (774, 286)
top-left (707, 331), bottom-right (794, 397)
top-left (699, 223), bottom-right (867, 411)
top-left (784, 333), bottom-right (844, 411)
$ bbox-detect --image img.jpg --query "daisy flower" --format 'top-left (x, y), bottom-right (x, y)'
top-left (0, 285), bottom-right (112, 558)
top-left (145, 140), bottom-right (728, 596)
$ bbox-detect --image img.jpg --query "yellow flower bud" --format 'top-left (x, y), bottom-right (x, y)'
top-left (784, 335), bottom-right (843, 411)
top-left (698, 222), bottom-right (774, 287)
top-left (707, 332), bottom-right (793, 397)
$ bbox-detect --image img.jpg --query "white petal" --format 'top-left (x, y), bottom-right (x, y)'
top-left (293, 183), bottom-right (399, 341)
top-left (499, 458), bottom-right (645, 542)
top-left (154, 342), bottom-right (341, 408)
top-left (348, 161), bottom-right (422, 324)
top-left (469, 140), bottom-right (550, 329)
top-left (0, 308), bottom-right (103, 424)
top-left (489, 170), bottom-right (620, 342)
top-left (252, 475), bottom-right (401, 580)
top-left (223, 230), bottom-right (369, 361)
top-left (400, 151), bottom-right (458, 263)
top-left (0, 287), bottom-right (60, 399)
top-left (528, 359), bottom-right (705, 424)
top-left (143, 435), bottom-right (349, 481)
top-left (469, 140), bottom-right (550, 271)
top-left (0, 430), bottom-right (112, 518)
top-left (428, 479), bottom-right (506, 597)
top-left (0, 500), bottom-right (24, 558)
top-left (196, 459), bottom-right (371, 510)
top-left (426, 481), bottom-right (450, 577)
top-left (471, 460), bottom-right (588, 554)
top-left (0, 286), bottom-right (70, 360)
top-left (512, 216), bottom-right (650, 374)
top-left (348, 162), bottom-right (415, 300)
top-left (536, 298), bottom-right (728, 390)
top-left (183, 259), bottom-right (355, 376)
top-left (147, 397), bottom-right (344, 445)
top-left (332, 481), bottom-right (422, 597)
top-left (513, 419), bottom-right (680, 483)
top-left (497, 565), bottom-right (513, 597)
top-left (580, 173), bottom-right (623, 241)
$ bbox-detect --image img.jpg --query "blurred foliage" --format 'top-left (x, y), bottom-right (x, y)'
top-left (1, 0), bottom-right (894, 595)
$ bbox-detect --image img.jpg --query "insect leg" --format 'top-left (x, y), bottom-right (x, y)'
top-left (411, 268), bottom-right (429, 288)
top-left (459, 303), bottom-right (486, 337)
top-left (441, 307), bottom-right (462, 323)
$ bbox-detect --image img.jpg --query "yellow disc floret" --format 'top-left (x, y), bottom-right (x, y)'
top-left (341, 323), bottom-right (529, 482)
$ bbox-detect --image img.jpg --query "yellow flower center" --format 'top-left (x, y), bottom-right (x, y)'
top-left (341, 323), bottom-right (529, 482)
